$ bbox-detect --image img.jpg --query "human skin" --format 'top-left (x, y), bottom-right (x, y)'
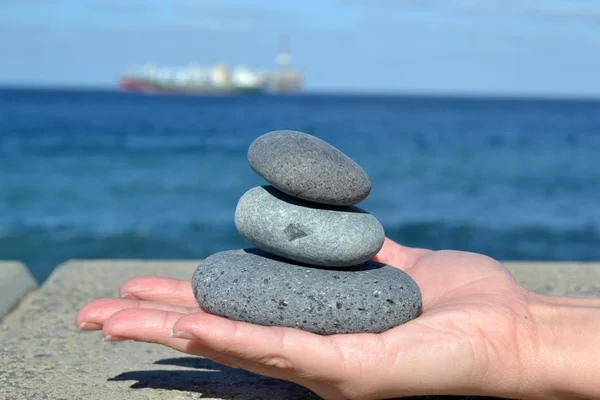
top-left (75, 238), bottom-right (600, 399)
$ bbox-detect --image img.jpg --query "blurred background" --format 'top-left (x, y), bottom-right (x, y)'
top-left (1, 0), bottom-right (599, 283)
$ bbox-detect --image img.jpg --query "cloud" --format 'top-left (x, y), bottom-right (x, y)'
top-left (175, 1), bottom-right (291, 21)
top-left (339, 0), bottom-right (442, 9)
top-left (3, 0), bottom-right (59, 4)
top-left (173, 2), bottom-right (294, 34)
top-left (341, 0), bottom-right (600, 23)
top-left (434, 0), bottom-right (600, 22)
top-left (152, 20), bottom-right (257, 34)
top-left (92, 2), bottom-right (150, 14)
top-left (69, 21), bottom-right (261, 36)
top-left (519, 3), bottom-right (600, 23)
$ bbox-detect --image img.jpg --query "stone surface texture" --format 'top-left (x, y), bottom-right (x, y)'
top-left (247, 130), bottom-right (371, 206)
top-left (192, 248), bottom-right (421, 334)
top-left (0, 261), bottom-right (37, 320)
top-left (235, 185), bottom-right (385, 267)
top-left (2, 259), bottom-right (600, 399)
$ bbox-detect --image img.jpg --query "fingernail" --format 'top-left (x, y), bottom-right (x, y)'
top-left (103, 335), bottom-right (129, 342)
top-left (170, 331), bottom-right (197, 340)
top-left (121, 293), bottom-right (139, 299)
top-left (78, 322), bottom-right (102, 331)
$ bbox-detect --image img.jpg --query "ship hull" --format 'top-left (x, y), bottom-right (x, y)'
top-left (119, 78), bottom-right (266, 96)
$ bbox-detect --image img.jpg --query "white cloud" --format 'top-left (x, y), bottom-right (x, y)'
top-left (521, 3), bottom-right (600, 22)
top-left (92, 2), bottom-right (149, 14)
top-left (175, 2), bottom-right (289, 19)
top-left (173, 2), bottom-right (294, 34)
top-left (343, 0), bottom-right (600, 23)
top-left (3, 0), bottom-right (59, 4)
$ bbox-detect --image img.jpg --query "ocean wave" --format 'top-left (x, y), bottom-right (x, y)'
top-left (384, 221), bottom-right (600, 261)
top-left (1, 221), bottom-right (599, 283)
top-left (0, 135), bottom-right (251, 156)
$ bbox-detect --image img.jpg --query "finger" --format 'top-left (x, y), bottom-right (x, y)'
top-left (172, 312), bottom-right (354, 383)
top-left (102, 308), bottom-right (190, 345)
top-left (75, 298), bottom-right (201, 330)
top-left (372, 237), bottom-right (431, 271)
top-left (101, 309), bottom-right (245, 368)
top-left (119, 276), bottom-right (198, 307)
top-left (107, 310), bottom-right (361, 399)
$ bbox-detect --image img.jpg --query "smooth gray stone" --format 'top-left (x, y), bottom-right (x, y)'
top-left (248, 130), bottom-right (371, 206)
top-left (235, 185), bottom-right (385, 267)
top-left (191, 248), bottom-right (422, 335)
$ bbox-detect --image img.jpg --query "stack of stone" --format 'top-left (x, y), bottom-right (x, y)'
top-left (192, 130), bottom-right (422, 335)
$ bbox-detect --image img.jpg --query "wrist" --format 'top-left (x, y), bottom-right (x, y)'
top-left (524, 291), bottom-right (600, 399)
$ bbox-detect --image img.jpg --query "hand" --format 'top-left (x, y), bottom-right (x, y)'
top-left (75, 238), bottom-right (542, 399)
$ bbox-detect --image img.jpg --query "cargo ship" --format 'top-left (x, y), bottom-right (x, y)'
top-left (119, 38), bottom-right (303, 95)
top-left (120, 64), bottom-right (268, 95)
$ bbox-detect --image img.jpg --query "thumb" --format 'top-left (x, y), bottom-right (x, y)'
top-left (372, 237), bottom-right (431, 271)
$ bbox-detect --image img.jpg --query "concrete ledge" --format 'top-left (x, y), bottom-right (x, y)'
top-left (1, 260), bottom-right (599, 400)
top-left (0, 261), bottom-right (37, 321)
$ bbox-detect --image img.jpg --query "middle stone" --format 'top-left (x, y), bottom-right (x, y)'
top-left (235, 185), bottom-right (385, 267)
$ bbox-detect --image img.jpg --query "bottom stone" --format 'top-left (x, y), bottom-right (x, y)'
top-left (191, 248), bottom-right (423, 335)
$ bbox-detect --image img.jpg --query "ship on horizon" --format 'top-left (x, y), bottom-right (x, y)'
top-left (119, 38), bottom-right (303, 96)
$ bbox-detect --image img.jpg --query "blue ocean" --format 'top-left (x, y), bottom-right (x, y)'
top-left (1, 88), bottom-right (599, 283)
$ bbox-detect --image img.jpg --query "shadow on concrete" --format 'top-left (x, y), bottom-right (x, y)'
top-left (109, 357), bottom-right (507, 400)
top-left (108, 356), bottom-right (319, 399)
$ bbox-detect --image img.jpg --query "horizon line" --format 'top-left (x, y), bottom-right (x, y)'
top-left (1, 83), bottom-right (600, 102)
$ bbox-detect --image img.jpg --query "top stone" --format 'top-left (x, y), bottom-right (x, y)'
top-left (248, 130), bottom-right (371, 206)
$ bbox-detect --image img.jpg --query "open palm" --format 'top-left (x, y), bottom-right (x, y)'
top-left (76, 238), bottom-right (539, 399)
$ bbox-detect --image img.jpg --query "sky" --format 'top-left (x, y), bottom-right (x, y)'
top-left (2, 0), bottom-right (600, 97)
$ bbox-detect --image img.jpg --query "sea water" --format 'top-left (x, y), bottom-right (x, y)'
top-left (1, 88), bottom-right (599, 282)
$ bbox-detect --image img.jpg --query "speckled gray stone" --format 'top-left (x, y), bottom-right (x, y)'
top-left (235, 185), bottom-right (385, 267)
top-left (248, 130), bottom-right (371, 206)
top-left (191, 248), bottom-right (422, 335)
